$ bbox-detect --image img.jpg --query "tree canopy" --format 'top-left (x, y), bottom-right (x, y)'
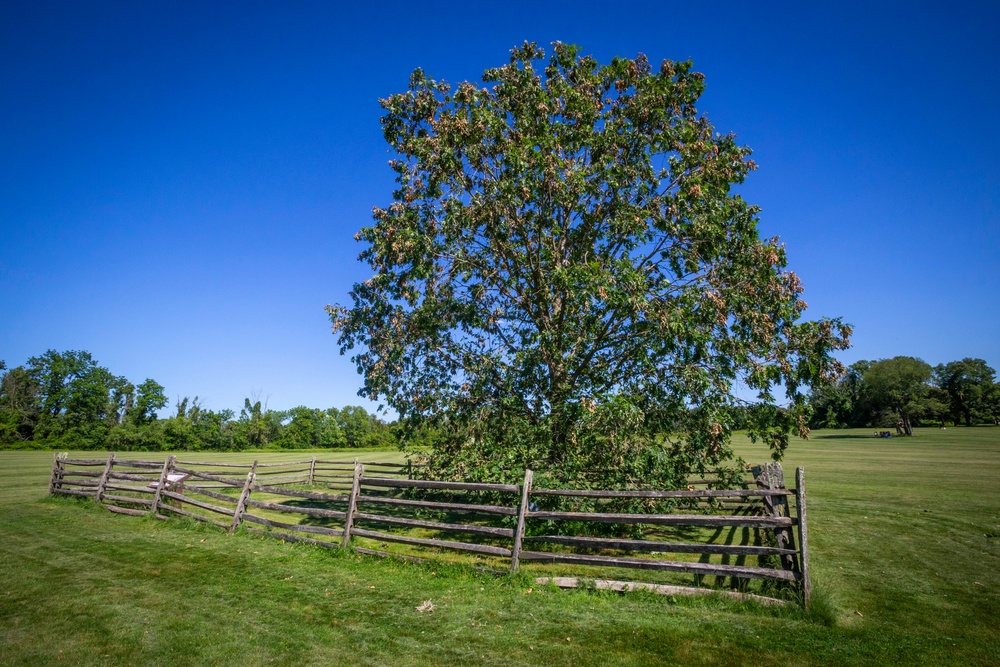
top-left (807, 356), bottom-right (1000, 430)
top-left (933, 358), bottom-right (996, 427)
top-left (329, 42), bottom-right (851, 485)
top-left (863, 356), bottom-right (934, 436)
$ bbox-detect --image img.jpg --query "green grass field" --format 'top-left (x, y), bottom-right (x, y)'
top-left (2, 430), bottom-right (998, 666)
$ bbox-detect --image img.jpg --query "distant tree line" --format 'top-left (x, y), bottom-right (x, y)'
top-left (807, 356), bottom-right (1000, 434)
top-left (0, 350), bottom-right (398, 451)
top-left (4, 350), bottom-right (995, 451)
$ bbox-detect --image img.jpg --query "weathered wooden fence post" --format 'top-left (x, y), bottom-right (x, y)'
top-left (149, 455), bottom-right (176, 517)
top-left (94, 453), bottom-right (116, 504)
top-left (753, 462), bottom-right (797, 574)
top-left (229, 461), bottom-right (259, 534)
top-left (308, 457), bottom-right (317, 486)
top-left (341, 461), bottom-right (363, 548)
top-left (510, 469), bottom-right (534, 573)
top-left (795, 466), bottom-right (811, 606)
top-left (48, 452), bottom-right (68, 494)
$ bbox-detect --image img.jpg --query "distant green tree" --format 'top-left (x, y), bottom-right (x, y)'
top-left (132, 379), bottom-right (168, 425)
top-left (24, 350), bottom-right (129, 447)
top-left (235, 397), bottom-right (280, 448)
top-left (982, 382), bottom-right (1000, 425)
top-left (333, 406), bottom-right (395, 449)
top-left (863, 356), bottom-right (933, 436)
top-left (808, 362), bottom-right (871, 429)
top-left (933, 358), bottom-right (997, 426)
top-left (0, 363), bottom-right (41, 443)
top-left (276, 406), bottom-right (347, 449)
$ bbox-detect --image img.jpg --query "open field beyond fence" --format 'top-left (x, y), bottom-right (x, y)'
top-left (2, 428), bottom-right (999, 666)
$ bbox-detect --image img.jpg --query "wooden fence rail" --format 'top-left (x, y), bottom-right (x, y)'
top-left (49, 454), bottom-right (810, 605)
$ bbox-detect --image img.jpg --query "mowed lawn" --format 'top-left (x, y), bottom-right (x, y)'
top-left (1, 430), bottom-right (998, 666)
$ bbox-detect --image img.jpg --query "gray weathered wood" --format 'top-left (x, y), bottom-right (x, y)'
top-left (149, 456), bottom-right (175, 516)
top-left (511, 468), bottom-right (533, 572)
top-left (244, 498), bottom-right (348, 520)
top-left (156, 504), bottom-right (230, 529)
top-left (248, 474), bottom-right (310, 485)
top-left (49, 453), bottom-right (67, 493)
top-left (170, 466), bottom-right (244, 487)
top-left (311, 471), bottom-right (354, 478)
top-left (242, 513), bottom-right (345, 538)
top-left (350, 528), bottom-right (512, 557)
top-left (250, 460), bottom-right (314, 468)
top-left (51, 487), bottom-right (96, 498)
top-left (174, 460), bottom-right (254, 468)
top-left (254, 466), bottom-right (313, 475)
top-left (250, 483), bottom-right (351, 502)
top-left (105, 504), bottom-right (150, 516)
top-left (355, 494), bottom-right (519, 516)
top-left (243, 526), bottom-right (340, 549)
top-left (360, 477), bottom-right (520, 493)
top-left (102, 494), bottom-right (154, 507)
top-left (60, 458), bottom-right (108, 466)
top-left (160, 490), bottom-right (236, 517)
top-left (107, 471), bottom-right (162, 483)
top-left (795, 466), bottom-right (811, 607)
top-left (94, 453), bottom-right (116, 503)
top-left (525, 534), bottom-right (799, 557)
top-left (353, 546), bottom-right (430, 563)
top-left (102, 483), bottom-right (156, 495)
top-left (353, 512), bottom-right (513, 538)
top-left (753, 462), bottom-right (798, 573)
top-left (58, 470), bottom-right (103, 478)
top-left (531, 488), bottom-right (789, 499)
top-left (229, 462), bottom-right (258, 534)
top-left (308, 457), bottom-right (316, 485)
top-left (57, 478), bottom-right (101, 487)
top-left (112, 459), bottom-right (163, 468)
top-left (535, 577), bottom-right (787, 606)
top-left (173, 483), bottom-right (241, 504)
top-left (519, 551), bottom-right (798, 581)
top-left (526, 510), bottom-right (794, 528)
top-left (341, 462), bottom-right (363, 547)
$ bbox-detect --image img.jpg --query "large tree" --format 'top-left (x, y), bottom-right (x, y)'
top-left (933, 358), bottom-right (996, 426)
top-left (863, 356), bottom-right (933, 436)
top-left (329, 43), bottom-right (850, 485)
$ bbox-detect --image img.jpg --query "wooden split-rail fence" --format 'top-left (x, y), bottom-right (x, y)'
top-left (48, 454), bottom-right (810, 606)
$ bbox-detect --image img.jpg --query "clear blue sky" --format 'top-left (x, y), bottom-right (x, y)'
top-left (2, 1), bottom-right (997, 416)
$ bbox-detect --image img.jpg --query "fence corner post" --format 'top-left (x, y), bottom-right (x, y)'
top-left (229, 462), bottom-right (258, 535)
top-left (341, 461), bottom-right (363, 548)
top-left (308, 456), bottom-right (317, 485)
top-left (94, 453), bottom-right (116, 504)
top-left (49, 452), bottom-right (68, 494)
top-left (149, 455), bottom-right (176, 517)
top-left (510, 468), bottom-right (534, 573)
top-left (754, 461), bottom-right (797, 574)
top-left (795, 466), bottom-right (811, 607)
